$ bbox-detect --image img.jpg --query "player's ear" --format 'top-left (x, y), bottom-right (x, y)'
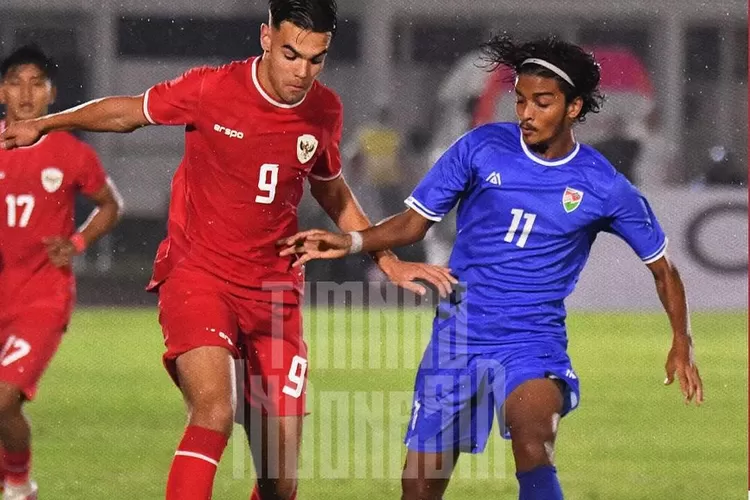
top-left (567, 96), bottom-right (583, 121)
top-left (49, 84), bottom-right (57, 106)
top-left (260, 23), bottom-right (271, 53)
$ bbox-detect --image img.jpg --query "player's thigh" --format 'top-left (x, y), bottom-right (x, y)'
top-left (505, 378), bottom-right (564, 433)
top-left (0, 308), bottom-right (68, 402)
top-left (405, 348), bottom-right (499, 455)
top-left (238, 300), bottom-right (307, 417)
top-left (157, 270), bottom-right (241, 389)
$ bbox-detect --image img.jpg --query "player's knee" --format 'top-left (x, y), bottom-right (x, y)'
top-left (256, 478), bottom-right (297, 500)
top-left (512, 435), bottom-right (556, 467)
top-left (188, 400), bottom-right (235, 435)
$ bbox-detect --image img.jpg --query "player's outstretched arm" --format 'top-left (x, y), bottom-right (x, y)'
top-left (280, 207), bottom-right (432, 262)
top-left (0, 95), bottom-right (149, 149)
top-left (307, 176), bottom-right (456, 296)
top-left (647, 256), bottom-right (704, 406)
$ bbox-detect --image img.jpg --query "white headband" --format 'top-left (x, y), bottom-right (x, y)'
top-left (521, 58), bottom-right (575, 87)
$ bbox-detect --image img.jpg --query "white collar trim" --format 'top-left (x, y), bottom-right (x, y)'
top-left (251, 56), bottom-right (306, 109)
top-left (519, 130), bottom-right (579, 166)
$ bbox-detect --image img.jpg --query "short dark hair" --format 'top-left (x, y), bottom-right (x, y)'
top-left (268, 0), bottom-right (337, 35)
top-left (0, 44), bottom-right (57, 83)
top-left (480, 34), bottom-right (604, 122)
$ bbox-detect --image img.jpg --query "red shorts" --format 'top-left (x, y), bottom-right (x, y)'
top-left (0, 306), bottom-right (69, 400)
top-left (158, 265), bottom-right (306, 416)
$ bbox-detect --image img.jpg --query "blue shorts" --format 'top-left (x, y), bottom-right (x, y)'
top-left (403, 339), bottom-right (580, 454)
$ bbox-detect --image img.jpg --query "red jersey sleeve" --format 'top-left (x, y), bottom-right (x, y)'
top-left (143, 66), bottom-right (208, 126)
top-left (75, 142), bottom-right (108, 196)
top-left (309, 99), bottom-right (343, 181)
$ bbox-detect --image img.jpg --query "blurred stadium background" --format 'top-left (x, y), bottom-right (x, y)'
top-left (0, 0), bottom-right (747, 498)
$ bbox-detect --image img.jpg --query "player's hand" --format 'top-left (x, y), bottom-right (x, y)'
top-left (43, 236), bottom-right (78, 268)
top-left (377, 256), bottom-right (457, 298)
top-left (664, 336), bottom-right (703, 406)
top-left (0, 119), bottom-right (44, 150)
top-left (278, 229), bottom-right (352, 266)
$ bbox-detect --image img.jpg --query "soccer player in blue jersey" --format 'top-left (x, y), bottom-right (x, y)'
top-left (279, 35), bottom-right (703, 499)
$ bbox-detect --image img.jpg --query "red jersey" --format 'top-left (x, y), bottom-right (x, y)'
top-left (0, 124), bottom-right (108, 313)
top-left (144, 56), bottom-right (343, 303)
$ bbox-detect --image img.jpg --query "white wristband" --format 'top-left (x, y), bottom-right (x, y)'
top-left (347, 231), bottom-right (363, 254)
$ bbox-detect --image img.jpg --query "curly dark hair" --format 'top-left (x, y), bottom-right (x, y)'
top-left (480, 34), bottom-right (604, 122)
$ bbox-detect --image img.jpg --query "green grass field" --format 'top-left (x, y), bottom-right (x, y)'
top-left (27, 308), bottom-right (746, 499)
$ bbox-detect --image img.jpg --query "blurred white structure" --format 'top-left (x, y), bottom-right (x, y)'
top-left (0, 0), bottom-right (745, 217)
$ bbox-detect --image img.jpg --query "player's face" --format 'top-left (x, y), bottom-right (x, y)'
top-left (0, 64), bottom-right (55, 123)
top-left (514, 74), bottom-right (581, 148)
top-left (260, 21), bottom-right (331, 104)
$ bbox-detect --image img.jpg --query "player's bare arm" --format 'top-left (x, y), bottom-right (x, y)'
top-left (1, 95), bottom-right (149, 149)
top-left (307, 176), bottom-right (456, 296)
top-left (44, 179), bottom-right (124, 268)
top-left (646, 255), bottom-right (703, 406)
top-left (280, 207), bottom-right (432, 260)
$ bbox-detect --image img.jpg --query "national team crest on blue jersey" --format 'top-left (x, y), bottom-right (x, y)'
top-left (562, 187), bottom-right (584, 213)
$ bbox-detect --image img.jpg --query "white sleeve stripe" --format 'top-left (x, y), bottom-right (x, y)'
top-left (642, 238), bottom-right (669, 264)
top-left (142, 88), bottom-right (157, 125)
top-left (404, 198), bottom-right (443, 222)
top-left (308, 169), bottom-right (342, 181)
top-left (405, 196), bottom-right (440, 217)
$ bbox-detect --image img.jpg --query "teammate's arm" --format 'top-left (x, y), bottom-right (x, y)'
top-left (647, 256), bottom-right (703, 405)
top-left (44, 180), bottom-right (124, 268)
top-left (1, 96), bottom-right (148, 149)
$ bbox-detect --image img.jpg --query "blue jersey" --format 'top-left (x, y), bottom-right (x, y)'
top-left (405, 123), bottom-right (667, 350)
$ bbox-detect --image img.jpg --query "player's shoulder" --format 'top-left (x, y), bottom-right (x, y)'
top-left (307, 81), bottom-right (343, 115)
top-left (575, 144), bottom-right (620, 180)
top-left (573, 143), bottom-right (639, 200)
top-left (169, 58), bottom-right (252, 93)
top-left (455, 122), bottom-right (520, 159)
top-left (303, 81), bottom-right (342, 134)
top-left (465, 122), bottom-right (519, 147)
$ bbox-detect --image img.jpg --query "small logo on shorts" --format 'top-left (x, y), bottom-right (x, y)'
top-left (208, 328), bottom-right (234, 347)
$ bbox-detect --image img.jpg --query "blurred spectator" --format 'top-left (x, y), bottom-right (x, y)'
top-left (592, 115), bottom-right (640, 185)
top-left (343, 106), bottom-right (404, 222)
top-left (631, 106), bottom-right (679, 188)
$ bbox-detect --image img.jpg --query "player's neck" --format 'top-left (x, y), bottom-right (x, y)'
top-left (533, 131), bottom-right (577, 160)
top-left (256, 55), bottom-right (286, 105)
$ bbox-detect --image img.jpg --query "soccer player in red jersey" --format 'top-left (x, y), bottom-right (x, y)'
top-left (0, 45), bottom-right (123, 500)
top-left (0, 2), bottom-right (455, 499)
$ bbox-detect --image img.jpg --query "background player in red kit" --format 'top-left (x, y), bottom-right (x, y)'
top-left (0, 45), bottom-right (122, 500)
top-left (0, 2), bottom-right (456, 499)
